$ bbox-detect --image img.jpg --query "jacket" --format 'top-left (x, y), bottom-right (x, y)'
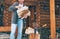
top-left (9, 2), bottom-right (19, 24)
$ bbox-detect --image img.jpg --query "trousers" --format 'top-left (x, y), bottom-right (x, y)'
top-left (10, 19), bottom-right (23, 39)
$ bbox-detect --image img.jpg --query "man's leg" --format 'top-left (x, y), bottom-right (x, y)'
top-left (10, 23), bottom-right (17, 39)
top-left (17, 19), bottom-right (23, 39)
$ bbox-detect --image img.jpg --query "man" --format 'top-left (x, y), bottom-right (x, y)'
top-left (9, 0), bottom-right (26, 39)
top-left (38, 24), bottom-right (50, 39)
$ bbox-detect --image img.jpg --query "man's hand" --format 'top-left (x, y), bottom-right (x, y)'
top-left (15, 6), bottom-right (21, 8)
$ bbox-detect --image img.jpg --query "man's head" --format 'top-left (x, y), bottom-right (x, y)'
top-left (18, 0), bottom-right (24, 4)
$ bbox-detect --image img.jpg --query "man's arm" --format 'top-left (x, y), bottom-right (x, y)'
top-left (9, 2), bottom-right (19, 11)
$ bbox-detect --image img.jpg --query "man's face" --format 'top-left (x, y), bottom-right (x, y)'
top-left (18, 0), bottom-right (24, 3)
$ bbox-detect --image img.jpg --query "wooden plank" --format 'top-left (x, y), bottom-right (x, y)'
top-left (0, 26), bottom-right (11, 32)
top-left (50, 0), bottom-right (56, 39)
